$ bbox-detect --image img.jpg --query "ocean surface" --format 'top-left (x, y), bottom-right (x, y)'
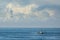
top-left (0, 28), bottom-right (60, 40)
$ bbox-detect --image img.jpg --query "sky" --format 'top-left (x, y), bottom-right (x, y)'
top-left (0, 0), bottom-right (60, 28)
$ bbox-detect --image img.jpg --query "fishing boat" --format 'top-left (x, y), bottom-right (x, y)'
top-left (37, 31), bottom-right (44, 34)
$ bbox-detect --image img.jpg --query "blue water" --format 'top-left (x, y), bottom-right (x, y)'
top-left (0, 28), bottom-right (60, 40)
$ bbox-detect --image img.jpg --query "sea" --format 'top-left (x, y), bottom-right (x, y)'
top-left (0, 28), bottom-right (60, 40)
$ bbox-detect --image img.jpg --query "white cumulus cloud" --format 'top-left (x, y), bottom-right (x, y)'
top-left (6, 3), bottom-right (37, 15)
top-left (0, 2), bottom-right (57, 22)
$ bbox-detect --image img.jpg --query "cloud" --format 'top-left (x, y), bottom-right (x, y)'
top-left (0, 0), bottom-right (60, 27)
top-left (0, 0), bottom-right (60, 22)
top-left (32, 9), bottom-right (55, 21)
top-left (2, 3), bottom-right (38, 22)
top-left (41, 9), bottom-right (55, 16)
top-left (0, 3), bottom-right (57, 22)
top-left (6, 3), bottom-right (37, 15)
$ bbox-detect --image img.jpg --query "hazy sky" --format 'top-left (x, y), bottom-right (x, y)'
top-left (0, 0), bottom-right (60, 28)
